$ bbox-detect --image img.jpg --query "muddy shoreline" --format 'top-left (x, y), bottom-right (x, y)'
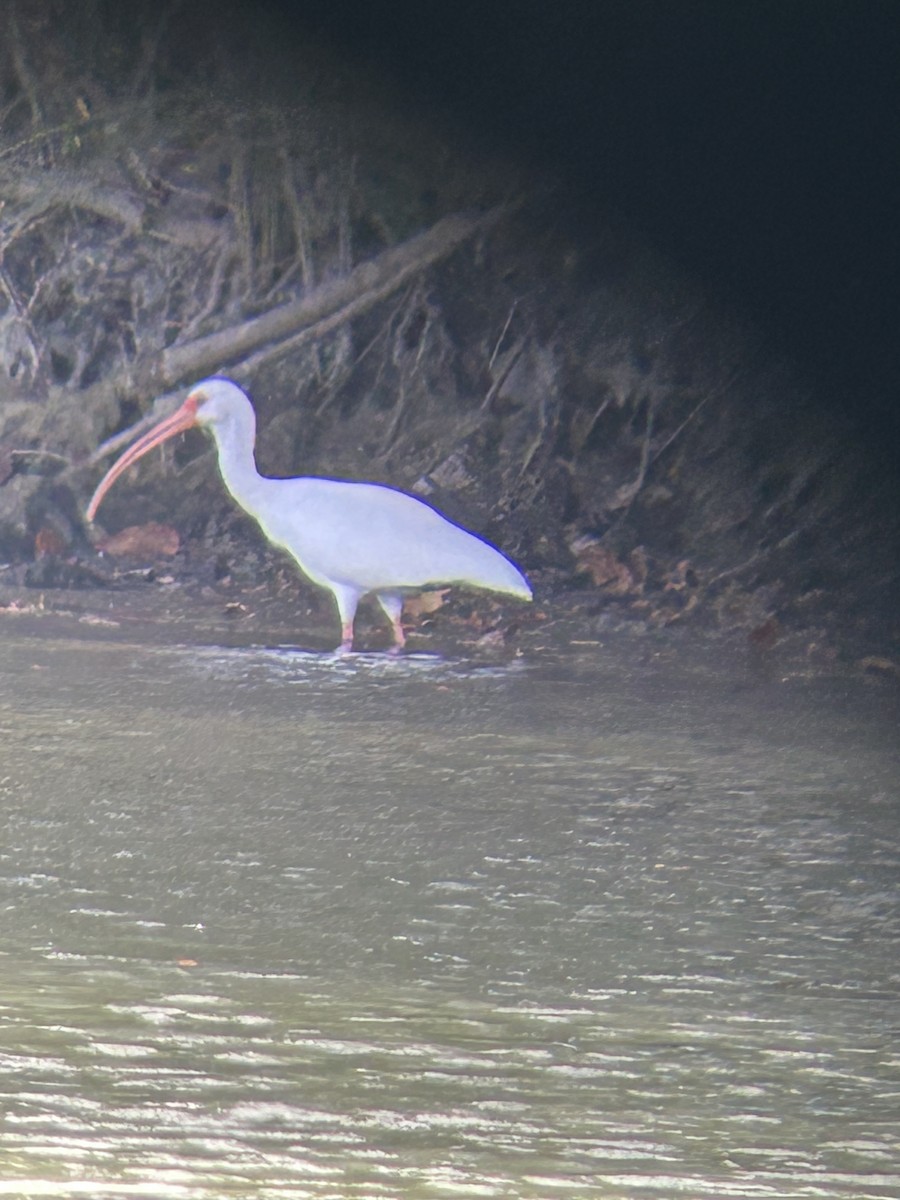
top-left (2, 560), bottom-right (896, 693)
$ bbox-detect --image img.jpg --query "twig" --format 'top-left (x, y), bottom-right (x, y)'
top-left (0, 168), bottom-right (144, 229)
top-left (481, 333), bottom-right (527, 413)
top-left (0, 120), bottom-right (82, 162)
top-left (381, 379), bottom-right (409, 453)
top-left (705, 549), bottom-right (767, 587)
top-left (131, 0), bottom-right (185, 96)
top-left (228, 138), bottom-right (254, 297)
top-left (488, 301), bottom-right (518, 372)
top-left (180, 240), bottom-right (237, 339)
top-left (10, 448), bottom-right (71, 469)
top-left (8, 6), bottom-right (44, 128)
top-left (633, 397), bottom-right (656, 494)
top-left (649, 371), bottom-right (737, 465)
top-left (519, 387), bottom-right (559, 479)
top-left (576, 395), bottom-right (613, 453)
top-left (606, 395), bottom-right (657, 527)
top-left (259, 147), bottom-right (312, 303)
top-left (350, 287), bottom-right (412, 375)
top-left (707, 530), bottom-right (802, 587)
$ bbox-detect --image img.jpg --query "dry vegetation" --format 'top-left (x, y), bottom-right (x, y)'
top-left (0, 0), bottom-right (895, 657)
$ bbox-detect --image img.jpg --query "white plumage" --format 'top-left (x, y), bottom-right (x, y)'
top-left (87, 377), bottom-right (531, 651)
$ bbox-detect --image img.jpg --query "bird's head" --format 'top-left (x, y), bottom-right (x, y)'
top-left (187, 377), bottom-right (255, 431)
top-left (86, 376), bottom-right (254, 522)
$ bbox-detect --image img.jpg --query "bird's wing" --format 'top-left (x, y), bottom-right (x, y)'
top-left (253, 478), bottom-right (530, 597)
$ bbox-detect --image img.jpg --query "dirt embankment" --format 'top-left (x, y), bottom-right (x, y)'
top-left (0, 2), bottom-right (896, 670)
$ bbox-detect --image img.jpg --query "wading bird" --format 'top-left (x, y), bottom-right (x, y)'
top-left (86, 377), bottom-right (532, 652)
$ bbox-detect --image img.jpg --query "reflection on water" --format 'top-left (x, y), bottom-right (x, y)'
top-left (1, 633), bottom-right (898, 1197)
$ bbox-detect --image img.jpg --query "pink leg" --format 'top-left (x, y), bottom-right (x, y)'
top-left (331, 586), bottom-right (360, 654)
top-left (376, 592), bottom-right (406, 653)
top-left (335, 624), bottom-right (354, 655)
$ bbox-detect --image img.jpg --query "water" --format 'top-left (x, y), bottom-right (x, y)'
top-left (1, 628), bottom-right (898, 1197)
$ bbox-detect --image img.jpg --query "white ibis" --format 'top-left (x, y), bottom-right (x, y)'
top-left (86, 377), bottom-right (532, 652)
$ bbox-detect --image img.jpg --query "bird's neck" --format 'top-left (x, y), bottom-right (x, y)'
top-left (209, 414), bottom-right (267, 510)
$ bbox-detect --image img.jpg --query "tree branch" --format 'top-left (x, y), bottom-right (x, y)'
top-left (152, 205), bottom-right (510, 390)
top-left (86, 203), bottom-right (513, 466)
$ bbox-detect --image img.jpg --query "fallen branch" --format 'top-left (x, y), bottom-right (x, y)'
top-left (0, 167), bottom-right (145, 230)
top-left (86, 203), bottom-right (513, 465)
top-left (154, 205), bottom-right (511, 389)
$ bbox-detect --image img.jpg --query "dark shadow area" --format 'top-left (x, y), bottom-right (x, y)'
top-left (291, 0), bottom-right (900, 436)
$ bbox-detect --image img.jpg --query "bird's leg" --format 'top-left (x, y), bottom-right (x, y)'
top-left (336, 627), bottom-right (354, 655)
top-left (331, 585), bottom-right (361, 654)
top-left (376, 591), bottom-right (406, 653)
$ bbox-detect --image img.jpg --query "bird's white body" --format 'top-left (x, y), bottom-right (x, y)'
top-left (253, 476), bottom-right (530, 597)
top-left (87, 378), bottom-right (531, 651)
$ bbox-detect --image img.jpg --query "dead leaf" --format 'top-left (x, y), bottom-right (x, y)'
top-left (34, 527), bottom-right (68, 558)
top-left (403, 588), bottom-right (450, 618)
top-left (475, 628), bottom-right (506, 648)
top-left (748, 617), bottom-right (780, 650)
top-left (650, 592), bottom-right (699, 625)
top-left (574, 543), bottom-right (639, 595)
top-left (663, 559), bottom-right (696, 592)
top-left (859, 656), bottom-right (900, 679)
top-left (97, 522), bottom-right (180, 558)
top-left (606, 480), bottom-right (641, 511)
top-left (628, 546), bottom-right (648, 590)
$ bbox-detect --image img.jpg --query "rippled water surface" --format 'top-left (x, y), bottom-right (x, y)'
top-left (1, 630), bottom-right (898, 1198)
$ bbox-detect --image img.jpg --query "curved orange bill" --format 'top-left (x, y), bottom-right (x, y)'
top-left (86, 395), bottom-right (200, 522)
